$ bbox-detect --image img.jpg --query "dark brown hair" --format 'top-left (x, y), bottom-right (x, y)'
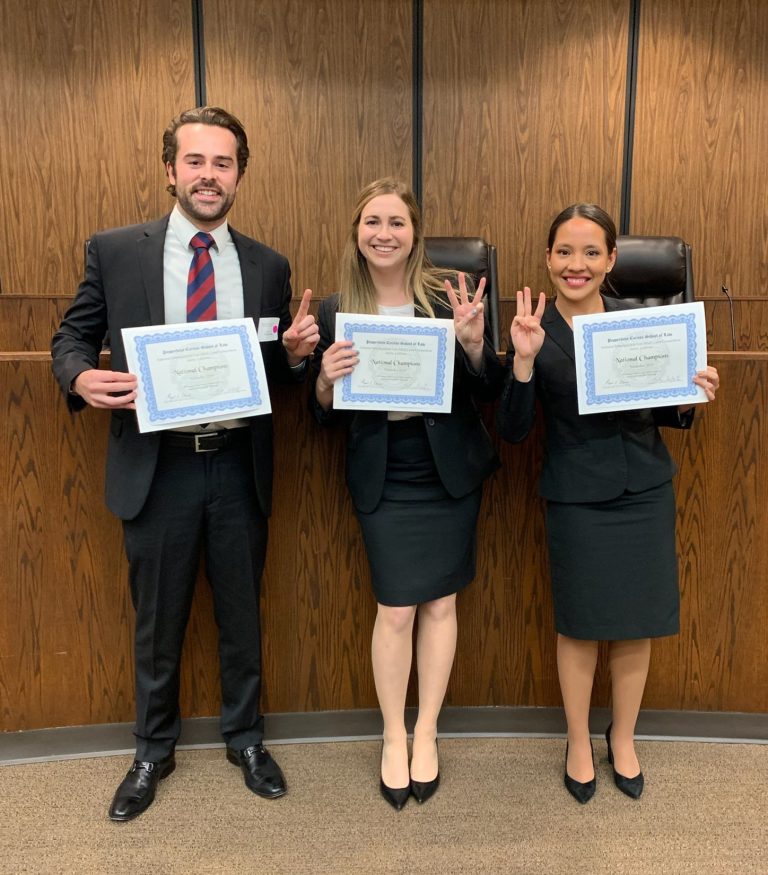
top-left (547, 203), bottom-right (617, 253)
top-left (162, 106), bottom-right (249, 196)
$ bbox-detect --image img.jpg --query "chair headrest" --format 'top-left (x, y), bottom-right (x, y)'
top-left (424, 237), bottom-right (492, 274)
top-left (605, 236), bottom-right (689, 299)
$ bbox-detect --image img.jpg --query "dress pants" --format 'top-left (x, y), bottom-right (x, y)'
top-left (122, 431), bottom-right (268, 761)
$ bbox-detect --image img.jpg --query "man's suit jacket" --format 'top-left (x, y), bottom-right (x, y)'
top-left (51, 215), bottom-right (297, 521)
top-left (496, 295), bottom-right (693, 504)
top-left (311, 293), bottom-right (504, 514)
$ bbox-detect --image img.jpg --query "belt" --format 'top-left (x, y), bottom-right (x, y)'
top-left (162, 429), bottom-right (248, 453)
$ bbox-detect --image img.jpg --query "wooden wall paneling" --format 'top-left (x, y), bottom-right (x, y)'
top-left (422, 0), bottom-right (629, 311)
top-left (648, 355), bottom-right (768, 709)
top-left (0, 0), bottom-right (195, 295)
top-left (263, 391), bottom-right (379, 712)
top-left (1, 357), bottom-right (134, 730)
top-left (703, 298), bottom-right (768, 352)
top-left (203, 0), bottom-right (413, 300)
top-left (2, 354), bottom-right (767, 731)
top-left (0, 296), bottom-right (74, 352)
top-left (631, 0), bottom-right (768, 298)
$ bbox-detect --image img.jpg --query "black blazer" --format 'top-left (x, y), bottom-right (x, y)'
top-left (51, 215), bottom-right (298, 521)
top-left (311, 293), bottom-right (504, 513)
top-left (496, 295), bottom-right (693, 503)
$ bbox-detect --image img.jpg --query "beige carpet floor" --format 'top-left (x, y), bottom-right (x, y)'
top-left (1, 738), bottom-right (766, 874)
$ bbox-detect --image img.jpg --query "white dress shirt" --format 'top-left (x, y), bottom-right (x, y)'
top-left (163, 205), bottom-right (246, 431)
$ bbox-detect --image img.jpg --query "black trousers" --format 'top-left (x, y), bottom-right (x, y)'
top-left (122, 432), bottom-right (268, 760)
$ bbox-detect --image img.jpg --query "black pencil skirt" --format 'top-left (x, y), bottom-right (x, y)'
top-left (546, 479), bottom-right (680, 640)
top-left (356, 417), bottom-right (481, 607)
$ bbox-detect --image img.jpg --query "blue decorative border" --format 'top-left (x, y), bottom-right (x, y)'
top-left (582, 313), bottom-right (699, 407)
top-left (340, 321), bottom-right (448, 406)
top-left (132, 324), bottom-right (262, 422)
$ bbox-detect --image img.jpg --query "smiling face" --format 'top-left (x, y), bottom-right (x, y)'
top-left (546, 217), bottom-right (617, 315)
top-left (356, 193), bottom-right (415, 279)
top-left (165, 123), bottom-right (240, 230)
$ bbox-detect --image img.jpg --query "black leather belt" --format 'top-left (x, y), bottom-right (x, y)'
top-left (163, 429), bottom-right (248, 453)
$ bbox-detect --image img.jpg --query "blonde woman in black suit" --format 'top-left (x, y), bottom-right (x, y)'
top-left (497, 204), bottom-right (719, 803)
top-left (311, 178), bottom-right (503, 809)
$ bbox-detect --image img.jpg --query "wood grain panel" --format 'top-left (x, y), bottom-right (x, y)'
top-left (203, 0), bottom-right (413, 300)
top-left (422, 0), bottom-right (628, 305)
top-left (2, 353), bottom-right (766, 731)
top-left (0, 0), bottom-right (195, 295)
top-left (648, 355), bottom-right (768, 709)
top-left (0, 297), bottom-right (74, 352)
top-left (631, 0), bottom-right (768, 298)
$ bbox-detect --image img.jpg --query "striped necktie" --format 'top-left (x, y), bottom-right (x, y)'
top-left (186, 232), bottom-right (217, 322)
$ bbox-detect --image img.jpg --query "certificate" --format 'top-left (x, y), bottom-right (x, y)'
top-left (333, 312), bottom-right (455, 413)
top-left (572, 302), bottom-right (708, 415)
top-left (122, 318), bottom-right (271, 433)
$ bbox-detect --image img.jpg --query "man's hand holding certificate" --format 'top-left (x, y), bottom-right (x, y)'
top-left (572, 302), bottom-right (709, 414)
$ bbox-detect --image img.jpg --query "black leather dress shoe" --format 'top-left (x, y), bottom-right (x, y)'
top-left (226, 745), bottom-right (287, 798)
top-left (108, 755), bottom-right (176, 822)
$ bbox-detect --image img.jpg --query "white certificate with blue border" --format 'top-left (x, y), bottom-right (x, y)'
top-left (572, 302), bottom-right (708, 415)
top-left (122, 318), bottom-right (270, 433)
top-left (333, 312), bottom-right (455, 413)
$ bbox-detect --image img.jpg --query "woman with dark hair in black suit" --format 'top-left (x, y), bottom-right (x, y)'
top-left (311, 178), bottom-right (503, 810)
top-left (497, 204), bottom-right (719, 803)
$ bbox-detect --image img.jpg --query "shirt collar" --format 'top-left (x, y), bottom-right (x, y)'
top-left (169, 203), bottom-right (231, 252)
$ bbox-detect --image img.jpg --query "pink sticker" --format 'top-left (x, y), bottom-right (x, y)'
top-left (272, 324), bottom-right (278, 334)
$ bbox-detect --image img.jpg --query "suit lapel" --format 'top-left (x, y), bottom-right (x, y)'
top-left (543, 299), bottom-right (575, 363)
top-left (231, 228), bottom-right (263, 319)
top-left (137, 216), bottom-right (170, 325)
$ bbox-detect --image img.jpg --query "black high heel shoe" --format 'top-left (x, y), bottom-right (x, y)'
top-left (410, 739), bottom-right (440, 804)
top-left (380, 742), bottom-right (410, 811)
top-left (605, 723), bottom-right (644, 799)
top-left (564, 740), bottom-right (596, 804)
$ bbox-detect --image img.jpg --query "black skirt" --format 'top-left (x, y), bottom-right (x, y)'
top-left (356, 417), bottom-right (481, 607)
top-left (546, 480), bottom-right (679, 640)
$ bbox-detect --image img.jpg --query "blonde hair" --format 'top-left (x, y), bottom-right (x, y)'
top-left (339, 178), bottom-right (453, 316)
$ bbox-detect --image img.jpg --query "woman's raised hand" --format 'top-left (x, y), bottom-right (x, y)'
top-left (446, 272), bottom-right (486, 369)
top-left (510, 286), bottom-right (546, 361)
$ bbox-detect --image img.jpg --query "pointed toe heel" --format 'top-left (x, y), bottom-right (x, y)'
top-left (564, 741), bottom-right (596, 804)
top-left (410, 772), bottom-right (440, 804)
top-left (380, 779), bottom-right (410, 811)
top-left (606, 723), bottom-right (644, 799)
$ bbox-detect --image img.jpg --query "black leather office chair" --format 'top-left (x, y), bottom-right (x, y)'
top-left (603, 235), bottom-right (694, 306)
top-left (425, 236), bottom-right (501, 351)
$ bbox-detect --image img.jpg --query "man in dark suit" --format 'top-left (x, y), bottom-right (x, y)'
top-left (51, 106), bottom-right (319, 821)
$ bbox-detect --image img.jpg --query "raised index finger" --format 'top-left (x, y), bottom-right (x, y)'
top-left (294, 288), bottom-right (313, 322)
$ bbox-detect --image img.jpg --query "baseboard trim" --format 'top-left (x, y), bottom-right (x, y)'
top-left (1, 706), bottom-right (765, 765)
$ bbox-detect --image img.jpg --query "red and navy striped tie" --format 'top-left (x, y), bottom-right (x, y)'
top-left (186, 232), bottom-right (217, 322)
